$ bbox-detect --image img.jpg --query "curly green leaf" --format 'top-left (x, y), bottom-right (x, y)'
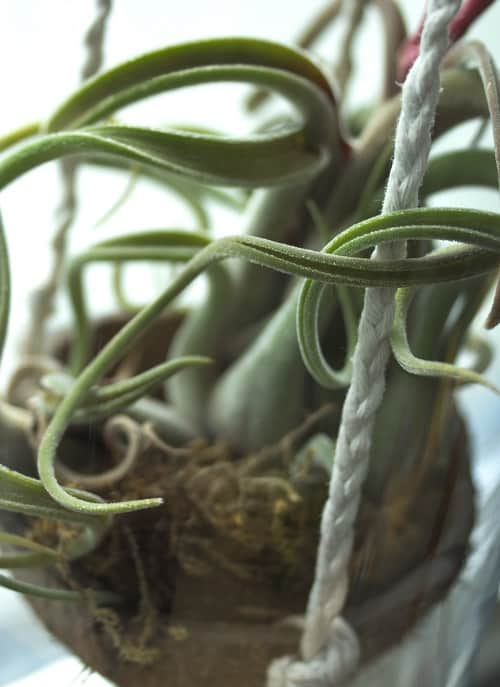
top-left (391, 285), bottom-right (499, 392)
top-left (297, 206), bottom-right (500, 388)
top-left (40, 356), bottom-right (212, 423)
top-left (67, 229), bottom-right (212, 371)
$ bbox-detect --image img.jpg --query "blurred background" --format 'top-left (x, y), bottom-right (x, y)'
top-left (1, 1), bottom-right (500, 685)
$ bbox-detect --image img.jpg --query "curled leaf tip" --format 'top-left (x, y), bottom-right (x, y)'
top-left (392, 286), bottom-right (500, 395)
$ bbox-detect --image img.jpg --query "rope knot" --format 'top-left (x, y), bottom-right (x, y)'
top-left (267, 618), bottom-right (360, 687)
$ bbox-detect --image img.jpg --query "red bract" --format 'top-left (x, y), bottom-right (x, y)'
top-left (397, 0), bottom-right (496, 82)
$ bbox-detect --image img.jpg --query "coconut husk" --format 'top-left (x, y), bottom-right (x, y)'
top-left (0, 315), bottom-right (475, 687)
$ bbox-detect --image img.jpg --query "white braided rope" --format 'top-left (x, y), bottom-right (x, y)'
top-left (268, 1), bottom-right (462, 684)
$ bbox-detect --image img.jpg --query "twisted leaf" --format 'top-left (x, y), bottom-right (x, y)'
top-left (391, 285), bottom-right (499, 392)
top-left (67, 229), bottom-right (212, 371)
top-left (0, 123), bottom-right (327, 192)
top-left (40, 356), bottom-right (212, 422)
top-left (297, 207), bottom-right (500, 388)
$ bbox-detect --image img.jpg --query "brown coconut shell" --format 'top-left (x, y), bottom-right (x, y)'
top-left (0, 315), bottom-right (475, 687)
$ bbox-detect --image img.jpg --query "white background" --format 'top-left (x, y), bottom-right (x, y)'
top-left (1, 1), bottom-right (500, 685)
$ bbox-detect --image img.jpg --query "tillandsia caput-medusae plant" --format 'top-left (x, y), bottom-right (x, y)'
top-left (1, 1), bottom-right (500, 685)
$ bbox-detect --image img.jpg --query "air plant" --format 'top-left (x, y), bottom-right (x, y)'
top-left (0, 1), bottom-right (499, 685)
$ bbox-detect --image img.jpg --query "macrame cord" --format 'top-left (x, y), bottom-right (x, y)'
top-left (24, 0), bottom-right (113, 355)
top-left (81, 0), bottom-right (113, 81)
top-left (268, 0), bottom-right (462, 685)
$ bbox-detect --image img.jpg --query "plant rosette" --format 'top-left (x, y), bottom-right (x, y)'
top-left (1, 2), bottom-right (500, 686)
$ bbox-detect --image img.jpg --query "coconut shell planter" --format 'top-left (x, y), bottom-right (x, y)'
top-left (0, 2), bottom-right (500, 686)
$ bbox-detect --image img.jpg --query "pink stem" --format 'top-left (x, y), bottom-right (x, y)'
top-left (450, 0), bottom-right (496, 39)
top-left (397, 9), bottom-right (426, 82)
top-left (397, 0), bottom-right (496, 81)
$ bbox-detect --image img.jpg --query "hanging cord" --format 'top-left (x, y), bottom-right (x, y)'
top-left (24, 0), bottom-right (113, 355)
top-left (334, 0), bottom-right (368, 97)
top-left (268, 1), bottom-right (461, 685)
top-left (81, 0), bottom-right (113, 80)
